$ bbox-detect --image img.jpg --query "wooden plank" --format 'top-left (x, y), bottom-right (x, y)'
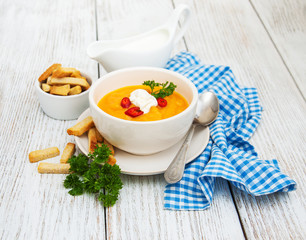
top-left (107, 176), bottom-right (244, 240)
top-left (172, 0), bottom-right (306, 238)
top-left (96, 0), bottom-right (245, 239)
top-left (250, 0), bottom-right (306, 97)
top-left (0, 0), bottom-right (103, 239)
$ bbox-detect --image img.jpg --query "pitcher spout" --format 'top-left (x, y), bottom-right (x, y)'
top-left (87, 40), bottom-right (121, 72)
top-left (87, 41), bottom-right (108, 61)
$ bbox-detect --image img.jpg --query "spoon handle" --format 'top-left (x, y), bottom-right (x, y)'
top-left (164, 124), bottom-right (196, 184)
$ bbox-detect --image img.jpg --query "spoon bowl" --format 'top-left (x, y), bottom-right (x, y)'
top-left (194, 91), bottom-right (219, 125)
top-left (164, 91), bottom-right (219, 184)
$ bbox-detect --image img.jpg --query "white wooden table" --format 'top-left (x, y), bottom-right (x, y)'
top-left (0, 0), bottom-right (305, 239)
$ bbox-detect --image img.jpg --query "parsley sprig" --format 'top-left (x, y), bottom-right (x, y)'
top-left (143, 80), bottom-right (177, 99)
top-left (63, 144), bottom-right (123, 207)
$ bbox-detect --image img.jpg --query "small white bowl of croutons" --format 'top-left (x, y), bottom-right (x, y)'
top-left (35, 64), bottom-right (93, 120)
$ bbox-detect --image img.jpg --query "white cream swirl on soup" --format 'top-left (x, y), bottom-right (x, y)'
top-left (129, 89), bottom-right (157, 114)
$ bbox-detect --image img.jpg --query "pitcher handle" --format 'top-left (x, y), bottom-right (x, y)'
top-left (167, 4), bottom-right (192, 45)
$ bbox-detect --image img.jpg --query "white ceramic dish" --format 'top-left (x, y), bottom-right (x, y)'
top-left (87, 4), bottom-right (191, 72)
top-left (89, 67), bottom-right (198, 155)
top-left (75, 109), bottom-right (210, 175)
top-left (35, 71), bottom-right (92, 120)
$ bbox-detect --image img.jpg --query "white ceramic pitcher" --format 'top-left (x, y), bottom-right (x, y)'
top-left (87, 4), bottom-right (191, 72)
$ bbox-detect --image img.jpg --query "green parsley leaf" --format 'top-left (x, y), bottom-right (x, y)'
top-left (143, 80), bottom-right (177, 99)
top-left (63, 173), bottom-right (84, 196)
top-left (88, 143), bottom-right (112, 164)
top-left (68, 154), bottom-right (89, 175)
top-left (97, 164), bottom-right (123, 207)
top-left (63, 144), bottom-right (123, 207)
top-left (143, 80), bottom-right (160, 93)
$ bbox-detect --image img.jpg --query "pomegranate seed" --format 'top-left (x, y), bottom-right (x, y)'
top-left (125, 107), bottom-right (144, 117)
top-left (157, 98), bottom-right (167, 107)
top-left (121, 97), bottom-right (131, 108)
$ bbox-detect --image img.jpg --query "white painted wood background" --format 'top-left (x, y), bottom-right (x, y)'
top-left (0, 0), bottom-right (305, 239)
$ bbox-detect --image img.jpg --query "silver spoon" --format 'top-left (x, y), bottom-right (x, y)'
top-left (164, 91), bottom-right (219, 184)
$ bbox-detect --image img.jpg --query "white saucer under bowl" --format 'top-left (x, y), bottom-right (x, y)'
top-left (74, 108), bottom-right (210, 175)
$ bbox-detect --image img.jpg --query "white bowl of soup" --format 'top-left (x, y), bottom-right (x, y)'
top-left (89, 67), bottom-right (198, 155)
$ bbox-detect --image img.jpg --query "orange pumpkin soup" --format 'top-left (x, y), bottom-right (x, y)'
top-left (97, 85), bottom-right (189, 121)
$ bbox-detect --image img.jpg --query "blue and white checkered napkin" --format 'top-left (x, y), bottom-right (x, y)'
top-left (164, 52), bottom-right (297, 210)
